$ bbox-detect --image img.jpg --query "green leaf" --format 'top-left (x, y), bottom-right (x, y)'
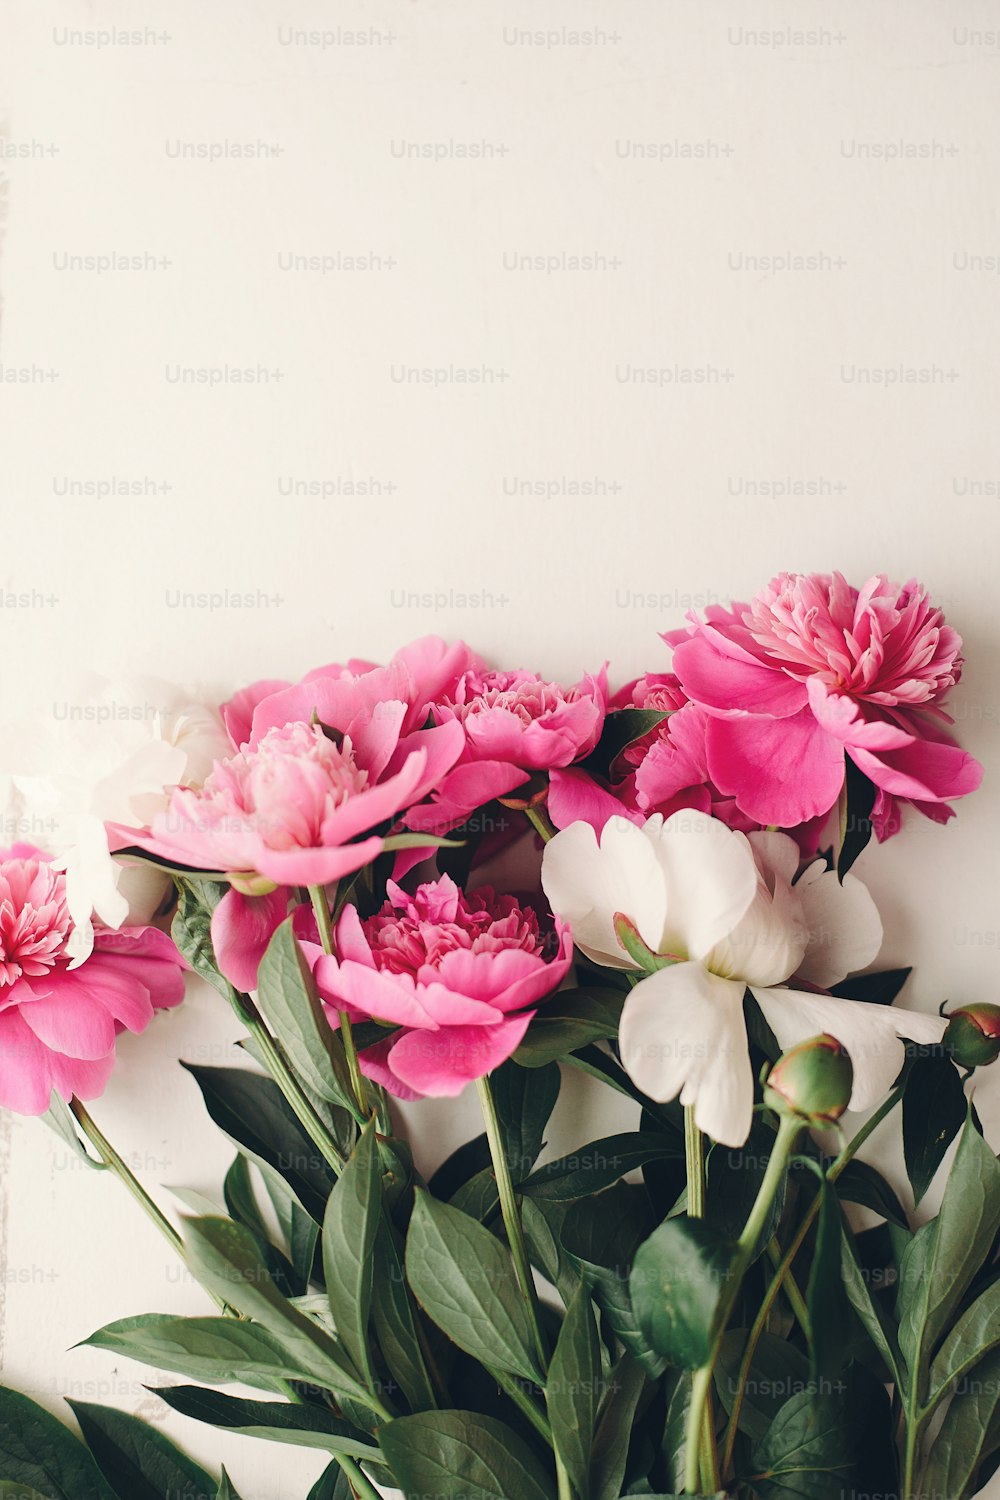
top-left (222, 1155), bottom-right (300, 1297)
top-left (802, 1169), bottom-right (847, 1384)
top-left (323, 1118), bottom-right (381, 1391)
top-left (929, 1278), bottom-right (1000, 1410)
top-left (405, 1190), bottom-right (543, 1381)
top-left (581, 708), bottom-right (669, 780)
top-left (81, 1312), bottom-right (312, 1390)
top-left (839, 1230), bottom-right (901, 1386)
top-left (68, 1401), bottom-right (215, 1500)
top-left (836, 758), bottom-right (876, 880)
top-left (629, 1216), bottom-right (734, 1369)
top-left (428, 1134), bottom-right (492, 1201)
top-left (0, 1388), bottom-right (115, 1500)
top-left (834, 1158), bottom-right (908, 1228)
top-left (370, 1221), bottom-right (437, 1412)
top-left (547, 1281), bottom-right (601, 1497)
top-left (749, 1387), bottom-right (852, 1498)
top-left (513, 991), bottom-right (625, 1067)
top-left (521, 1133), bottom-right (682, 1201)
top-left (705, 1121), bottom-right (785, 1256)
top-left (153, 1386), bottom-right (379, 1461)
top-left (828, 967), bottom-right (912, 1006)
top-left (181, 1216), bottom-right (371, 1403)
top-left (256, 916), bottom-right (357, 1113)
top-left (306, 1466), bottom-right (351, 1500)
top-left (898, 1114), bottom-right (1000, 1385)
top-left (0, 1484), bottom-right (50, 1500)
top-left (902, 1051), bottom-right (967, 1206)
top-left (216, 1470), bottom-right (244, 1500)
top-left (590, 1354), bottom-right (645, 1500)
top-left (378, 1411), bottom-right (552, 1500)
top-left (561, 1185), bottom-right (666, 1377)
top-left (41, 1094), bottom-right (105, 1170)
top-left (183, 1065), bottom-right (336, 1223)
top-left (715, 1331), bottom-right (810, 1444)
top-left (917, 1345), bottom-right (1000, 1500)
top-left (171, 880), bottom-right (235, 999)
top-left (491, 1058), bottom-right (560, 1181)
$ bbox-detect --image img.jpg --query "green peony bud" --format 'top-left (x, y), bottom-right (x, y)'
top-left (944, 1004), bottom-right (1000, 1069)
top-left (763, 1034), bottom-right (854, 1127)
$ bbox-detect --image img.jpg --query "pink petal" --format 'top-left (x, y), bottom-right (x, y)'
top-left (222, 679), bottom-right (291, 750)
top-left (318, 960), bottom-right (438, 1030)
top-left (384, 1013), bottom-right (535, 1097)
top-left (210, 887), bottom-right (289, 992)
top-left (673, 633), bottom-right (809, 719)
top-left (706, 711), bottom-right (845, 825)
top-left (254, 836), bottom-right (384, 888)
top-left (0, 1008), bottom-right (63, 1113)
top-left (548, 768), bottom-right (638, 834)
top-left (19, 978), bottom-right (121, 1059)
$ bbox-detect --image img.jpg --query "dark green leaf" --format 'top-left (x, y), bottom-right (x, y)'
top-left (171, 880), bottom-right (234, 1000)
top-left (705, 1122), bottom-right (785, 1256)
top-left (582, 709), bottom-right (669, 780)
top-left (629, 1217), bottom-right (734, 1369)
top-left (929, 1278), bottom-right (1000, 1411)
top-left (181, 1216), bottom-right (370, 1402)
top-left (749, 1388), bottom-right (852, 1498)
top-left (828, 967), bottom-right (912, 1006)
top-left (405, 1190), bottom-right (542, 1382)
top-left (153, 1386), bottom-right (379, 1461)
top-left (323, 1119), bottom-right (381, 1391)
top-left (82, 1312), bottom-right (318, 1389)
top-left (547, 1281), bottom-right (601, 1497)
top-left (41, 1094), bottom-right (105, 1171)
top-left (183, 1065), bottom-right (336, 1223)
top-left (68, 1402), bottom-right (214, 1500)
top-left (371, 1220), bottom-right (436, 1412)
top-left (521, 1133), bottom-right (681, 1202)
top-left (902, 1052), bottom-right (967, 1206)
top-left (561, 1186), bottom-right (665, 1378)
top-left (836, 758), bottom-right (876, 880)
top-left (834, 1158), bottom-right (908, 1229)
top-left (428, 1134), bottom-right (492, 1201)
top-left (306, 1466), bottom-right (351, 1500)
top-left (840, 1230), bottom-right (901, 1386)
top-left (590, 1354), bottom-right (645, 1500)
top-left (513, 992), bottom-right (625, 1068)
top-left (257, 917), bottom-right (357, 1113)
top-left (917, 1345), bottom-right (1000, 1500)
top-left (802, 1168), bottom-right (846, 1384)
top-left (491, 1059), bottom-right (560, 1181)
top-left (378, 1411), bottom-right (552, 1500)
top-left (715, 1332), bottom-right (810, 1444)
top-left (215, 1471), bottom-right (244, 1500)
top-left (0, 1388), bottom-right (115, 1500)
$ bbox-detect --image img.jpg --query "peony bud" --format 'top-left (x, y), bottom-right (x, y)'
top-left (944, 1004), bottom-right (1000, 1069)
top-left (764, 1034), bottom-right (854, 1127)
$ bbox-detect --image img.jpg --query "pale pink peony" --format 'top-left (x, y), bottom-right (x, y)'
top-left (404, 666), bottom-right (608, 837)
top-left (312, 875), bottom-right (573, 1097)
top-left (0, 844), bottom-right (186, 1115)
top-left (668, 572), bottom-right (982, 830)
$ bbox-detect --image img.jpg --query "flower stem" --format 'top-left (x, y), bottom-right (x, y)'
top-left (684, 1113), bottom-right (803, 1495)
top-left (334, 1455), bottom-right (383, 1500)
top-left (310, 884), bottom-right (370, 1118)
top-left (524, 804), bottom-right (555, 844)
top-left (70, 1098), bottom-right (185, 1256)
top-left (684, 1105), bottom-right (705, 1218)
top-left (230, 987), bottom-right (345, 1174)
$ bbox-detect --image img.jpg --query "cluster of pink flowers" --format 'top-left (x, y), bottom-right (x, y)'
top-left (0, 570), bottom-right (982, 1118)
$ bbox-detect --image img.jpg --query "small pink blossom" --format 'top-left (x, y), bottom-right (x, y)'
top-left (668, 572), bottom-right (982, 830)
top-left (405, 666), bottom-right (608, 837)
top-left (0, 844), bottom-right (186, 1115)
top-left (313, 875), bottom-right (573, 1097)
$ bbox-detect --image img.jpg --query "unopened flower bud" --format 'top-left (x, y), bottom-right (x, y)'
top-left (944, 1004), bottom-right (1000, 1069)
top-left (764, 1034), bottom-right (854, 1127)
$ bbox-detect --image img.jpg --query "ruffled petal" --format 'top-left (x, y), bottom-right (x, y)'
top-left (541, 816), bottom-right (666, 968)
top-left (793, 862), bottom-right (883, 989)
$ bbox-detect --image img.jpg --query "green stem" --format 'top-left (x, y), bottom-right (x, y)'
top-left (684, 1105), bottom-right (705, 1219)
top-left (70, 1098), bottom-right (185, 1255)
top-left (719, 1083), bottom-right (907, 1480)
top-left (524, 804), bottom-right (555, 844)
top-left (476, 1075), bottom-right (549, 1371)
top-left (334, 1454), bottom-right (383, 1500)
top-left (310, 884), bottom-right (370, 1118)
top-left (685, 1113), bottom-right (803, 1494)
top-left (765, 1237), bottom-right (811, 1337)
top-left (491, 1367), bottom-right (552, 1443)
top-left (901, 1411), bottom-right (921, 1500)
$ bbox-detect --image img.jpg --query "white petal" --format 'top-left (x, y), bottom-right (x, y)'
top-left (541, 816), bottom-right (666, 969)
top-left (709, 871), bottom-right (808, 988)
top-left (619, 962), bottom-right (754, 1147)
top-left (748, 830), bottom-right (801, 886)
top-left (793, 862), bottom-right (883, 989)
top-left (650, 809), bottom-right (759, 962)
top-left (754, 986), bottom-right (945, 1112)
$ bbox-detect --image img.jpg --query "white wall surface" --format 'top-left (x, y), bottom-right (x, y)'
top-left (2, 1), bottom-right (1000, 1494)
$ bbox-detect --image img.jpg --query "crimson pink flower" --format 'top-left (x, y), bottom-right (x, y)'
top-left (668, 572), bottom-right (982, 830)
top-left (404, 666), bottom-right (608, 837)
top-left (312, 875), bottom-right (573, 1098)
top-left (0, 844), bottom-right (185, 1115)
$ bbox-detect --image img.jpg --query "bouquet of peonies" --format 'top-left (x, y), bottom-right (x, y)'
top-left (1, 572), bottom-right (995, 1500)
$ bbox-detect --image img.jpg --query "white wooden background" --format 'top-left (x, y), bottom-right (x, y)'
top-left (2, 1), bottom-right (1000, 1493)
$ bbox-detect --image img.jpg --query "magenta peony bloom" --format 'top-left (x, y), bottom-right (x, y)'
top-left (549, 673), bottom-right (754, 837)
top-left (312, 875), bottom-right (573, 1098)
top-left (404, 666), bottom-right (608, 837)
top-left (668, 572), bottom-right (983, 829)
top-left (0, 844), bottom-right (186, 1114)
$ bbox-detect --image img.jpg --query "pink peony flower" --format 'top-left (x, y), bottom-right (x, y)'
top-left (0, 844), bottom-right (186, 1115)
top-left (312, 875), bottom-right (573, 1098)
top-left (668, 572), bottom-right (982, 830)
top-left (221, 636), bottom-right (481, 750)
top-left (404, 666), bottom-right (608, 837)
top-left (549, 673), bottom-right (754, 837)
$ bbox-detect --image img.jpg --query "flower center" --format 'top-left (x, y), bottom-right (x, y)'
top-left (448, 670), bottom-right (568, 726)
top-left (0, 858), bottom-right (72, 989)
top-left (363, 879), bottom-right (551, 980)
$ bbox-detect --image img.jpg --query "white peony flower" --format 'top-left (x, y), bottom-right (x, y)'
top-left (541, 810), bottom-right (945, 1147)
top-left (0, 676), bottom-right (230, 964)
